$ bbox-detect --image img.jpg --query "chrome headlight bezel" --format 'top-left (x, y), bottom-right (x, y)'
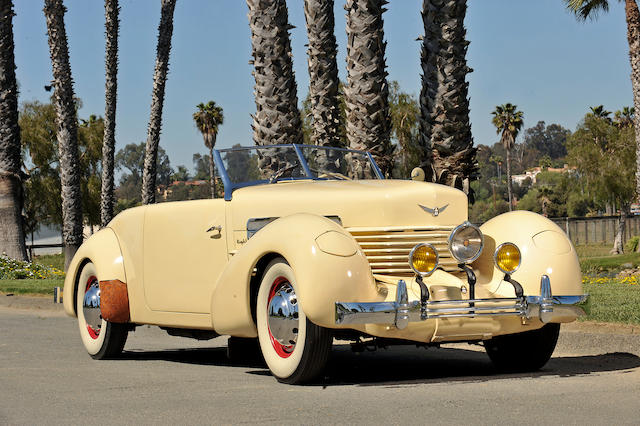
top-left (493, 242), bottom-right (522, 274)
top-left (409, 243), bottom-right (439, 277)
top-left (448, 221), bottom-right (484, 264)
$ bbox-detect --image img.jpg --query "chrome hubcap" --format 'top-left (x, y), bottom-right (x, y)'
top-left (83, 277), bottom-right (102, 339)
top-left (267, 279), bottom-right (299, 354)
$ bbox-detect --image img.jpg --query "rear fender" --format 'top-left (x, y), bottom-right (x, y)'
top-left (62, 228), bottom-right (126, 317)
top-left (210, 213), bottom-right (379, 337)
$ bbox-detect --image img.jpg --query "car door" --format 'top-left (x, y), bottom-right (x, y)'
top-left (142, 199), bottom-right (227, 313)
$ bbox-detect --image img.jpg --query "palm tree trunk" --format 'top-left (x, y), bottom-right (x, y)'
top-left (100, 0), bottom-right (119, 226)
top-left (304, 0), bottom-right (341, 148)
top-left (43, 0), bottom-right (83, 270)
top-left (506, 147), bottom-right (513, 211)
top-left (247, 0), bottom-right (303, 146)
top-left (344, 0), bottom-right (393, 175)
top-left (624, 0), bottom-right (640, 201)
top-left (418, 0), bottom-right (439, 179)
top-left (142, 0), bottom-right (176, 205)
top-left (419, 0), bottom-right (475, 189)
top-left (208, 145), bottom-right (216, 199)
top-left (0, 0), bottom-right (27, 261)
top-left (611, 205), bottom-right (628, 254)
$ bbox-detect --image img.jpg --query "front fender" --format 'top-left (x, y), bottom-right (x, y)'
top-left (210, 213), bottom-right (379, 337)
top-left (472, 210), bottom-right (583, 298)
top-left (62, 228), bottom-right (126, 317)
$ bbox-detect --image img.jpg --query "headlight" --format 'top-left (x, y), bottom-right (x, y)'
top-left (494, 242), bottom-right (521, 274)
top-left (448, 222), bottom-right (483, 263)
top-left (409, 243), bottom-right (439, 276)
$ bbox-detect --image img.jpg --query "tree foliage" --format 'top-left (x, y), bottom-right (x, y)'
top-left (523, 121), bottom-right (569, 160)
top-left (19, 100), bottom-right (104, 236)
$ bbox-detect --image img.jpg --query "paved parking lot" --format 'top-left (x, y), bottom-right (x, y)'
top-left (1, 299), bottom-right (639, 425)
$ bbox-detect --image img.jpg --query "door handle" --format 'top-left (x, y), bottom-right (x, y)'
top-left (206, 225), bottom-right (222, 233)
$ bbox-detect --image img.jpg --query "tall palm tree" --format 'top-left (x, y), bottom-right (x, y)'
top-left (142, 0), bottom-right (177, 205)
top-left (193, 101), bottom-right (224, 198)
top-left (419, 0), bottom-right (475, 193)
top-left (304, 0), bottom-right (342, 147)
top-left (100, 0), bottom-right (119, 226)
top-left (565, 0), bottom-right (640, 200)
top-left (491, 103), bottom-right (524, 212)
top-left (43, 0), bottom-right (82, 270)
top-left (0, 0), bottom-right (27, 261)
top-left (344, 0), bottom-right (393, 175)
top-left (247, 0), bottom-right (303, 146)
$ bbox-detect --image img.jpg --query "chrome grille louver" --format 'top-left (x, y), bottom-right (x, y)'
top-left (346, 226), bottom-right (458, 276)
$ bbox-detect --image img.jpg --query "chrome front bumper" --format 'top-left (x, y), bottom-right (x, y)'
top-left (335, 275), bottom-right (588, 329)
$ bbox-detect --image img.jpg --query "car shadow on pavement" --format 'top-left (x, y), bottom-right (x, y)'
top-left (118, 347), bottom-right (267, 369)
top-left (312, 345), bottom-right (640, 387)
top-left (115, 343), bottom-right (640, 386)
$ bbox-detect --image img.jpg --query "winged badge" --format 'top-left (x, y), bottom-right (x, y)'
top-left (418, 203), bottom-right (449, 217)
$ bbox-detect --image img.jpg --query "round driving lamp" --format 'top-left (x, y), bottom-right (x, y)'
top-left (409, 243), bottom-right (439, 276)
top-left (494, 242), bottom-right (521, 274)
top-left (448, 222), bottom-right (484, 263)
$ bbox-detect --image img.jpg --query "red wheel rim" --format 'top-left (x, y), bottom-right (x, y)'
top-left (85, 276), bottom-right (100, 340)
top-left (267, 276), bottom-right (295, 358)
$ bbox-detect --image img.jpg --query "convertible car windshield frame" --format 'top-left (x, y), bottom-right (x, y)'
top-left (213, 144), bottom-right (385, 200)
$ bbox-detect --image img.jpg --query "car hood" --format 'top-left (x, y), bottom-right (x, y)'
top-left (229, 179), bottom-right (468, 230)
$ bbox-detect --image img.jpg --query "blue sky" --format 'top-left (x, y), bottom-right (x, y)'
top-left (13, 0), bottom-right (632, 174)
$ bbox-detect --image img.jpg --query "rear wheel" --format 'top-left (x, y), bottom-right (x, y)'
top-left (484, 323), bottom-right (560, 372)
top-left (256, 258), bottom-right (332, 384)
top-left (76, 262), bottom-right (128, 359)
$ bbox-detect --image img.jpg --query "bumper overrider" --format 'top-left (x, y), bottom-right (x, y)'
top-left (335, 275), bottom-right (589, 329)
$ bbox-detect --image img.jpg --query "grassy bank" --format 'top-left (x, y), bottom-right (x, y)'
top-left (0, 253), bottom-right (65, 296)
top-left (0, 278), bottom-right (64, 295)
top-left (581, 277), bottom-right (640, 324)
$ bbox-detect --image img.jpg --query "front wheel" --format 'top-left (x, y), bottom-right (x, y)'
top-left (256, 258), bottom-right (332, 384)
top-left (76, 262), bottom-right (128, 359)
top-left (484, 323), bottom-right (560, 373)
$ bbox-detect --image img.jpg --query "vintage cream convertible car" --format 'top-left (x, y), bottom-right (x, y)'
top-left (63, 144), bottom-right (587, 384)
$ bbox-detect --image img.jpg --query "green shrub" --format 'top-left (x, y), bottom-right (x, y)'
top-left (0, 254), bottom-right (65, 280)
top-left (626, 236), bottom-right (639, 253)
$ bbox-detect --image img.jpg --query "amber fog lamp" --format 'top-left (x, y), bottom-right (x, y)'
top-left (494, 242), bottom-right (521, 274)
top-left (448, 222), bottom-right (484, 263)
top-left (409, 243), bottom-right (439, 276)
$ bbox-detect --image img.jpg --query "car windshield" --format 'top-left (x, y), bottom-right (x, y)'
top-left (213, 144), bottom-right (383, 200)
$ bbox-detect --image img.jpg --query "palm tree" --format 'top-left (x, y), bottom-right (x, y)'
top-left (491, 103), bottom-right (524, 212)
top-left (344, 0), bottom-right (393, 175)
top-left (589, 104), bottom-right (612, 121)
top-left (247, 0), bottom-right (303, 146)
top-left (419, 0), bottom-right (475, 192)
top-left (100, 0), bottom-right (119, 226)
top-left (614, 106), bottom-right (635, 128)
top-left (304, 0), bottom-right (342, 148)
top-left (43, 0), bottom-right (83, 270)
top-left (193, 101), bottom-right (224, 198)
top-left (0, 0), bottom-right (27, 261)
top-left (565, 0), bottom-right (640, 200)
top-left (142, 0), bottom-right (177, 205)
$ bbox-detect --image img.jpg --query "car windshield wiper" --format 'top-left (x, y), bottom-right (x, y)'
top-left (269, 162), bottom-right (299, 184)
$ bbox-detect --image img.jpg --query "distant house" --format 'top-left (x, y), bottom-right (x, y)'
top-left (511, 164), bottom-right (574, 185)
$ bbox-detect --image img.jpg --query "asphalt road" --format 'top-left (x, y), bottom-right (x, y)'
top-left (1, 301), bottom-right (640, 425)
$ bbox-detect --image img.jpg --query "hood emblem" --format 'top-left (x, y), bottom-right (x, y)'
top-left (419, 203), bottom-right (449, 217)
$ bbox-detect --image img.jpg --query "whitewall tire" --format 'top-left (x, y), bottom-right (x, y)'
top-left (76, 262), bottom-right (128, 359)
top-left (256, 258), bottom-right (332, 384)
